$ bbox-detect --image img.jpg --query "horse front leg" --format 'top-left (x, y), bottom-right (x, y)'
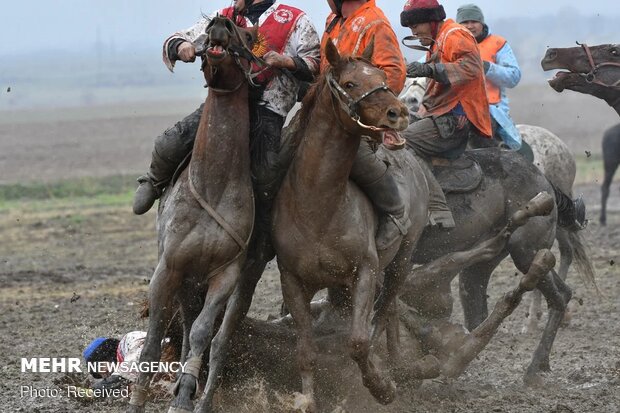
top-left (351, 265), bottom-right (396, 405)
top-left (169, 262), bottom-right (242, 413)
top-left (127, 262), bottom-right (182, 413)
top-left (280, 268), bottom-right (319, 413)
top-left (442, 249), bottom-right (555, 379)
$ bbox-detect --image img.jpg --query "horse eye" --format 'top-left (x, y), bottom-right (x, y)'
top-left (345, 82), bottom-right (356, 89)
top-left (611, 49), bottom-right (619, 56)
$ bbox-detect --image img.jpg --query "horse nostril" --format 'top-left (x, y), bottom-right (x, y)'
top-left (547, 50), bottom-right (557, 61)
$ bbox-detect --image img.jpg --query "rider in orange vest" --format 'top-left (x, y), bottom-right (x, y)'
top-left (456, 4), bottom-right (523, 151)
top-left (400, 0), bottom-right (492, 228)
top-left (322, 0), bottom-right (411, 250)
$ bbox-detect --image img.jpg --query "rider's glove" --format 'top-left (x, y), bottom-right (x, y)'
top-left (406, 62), bottom-right (435, 79)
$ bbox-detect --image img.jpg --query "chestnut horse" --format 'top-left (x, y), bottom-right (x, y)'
top-left (272, 41), bottom-right (427, 411)
top-left (126, 17), bottom-right (258, 413)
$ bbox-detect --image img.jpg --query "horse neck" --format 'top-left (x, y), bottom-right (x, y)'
top-left (288, 83), bottom-right (361, 221)
top-left (190, 78), bottom-right (251, 199)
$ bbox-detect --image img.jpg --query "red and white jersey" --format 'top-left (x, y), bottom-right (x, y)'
top-left (163, 2), bottom-right (320, 117)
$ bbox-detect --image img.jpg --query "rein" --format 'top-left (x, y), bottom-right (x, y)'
top-left (326, 70), bottom-right (395, 132)
top-left (577, 42), bottom-right (620, 89)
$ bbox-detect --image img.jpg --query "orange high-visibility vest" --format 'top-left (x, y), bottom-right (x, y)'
top-left (320, 0), bottom-right (406, 94)
top-left (478, 34), bottom-right (507, 104)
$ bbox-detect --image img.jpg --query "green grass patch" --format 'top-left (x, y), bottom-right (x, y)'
top-left (574, 154), bottom-right (605, 185)
top-left (0, 175), bottom-right (137, 202)
top-left (0, 175), bottom-right (137, 212)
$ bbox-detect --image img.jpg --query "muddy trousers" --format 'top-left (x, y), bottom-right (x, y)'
top-left (401, 114), bottom-right (470, 215)
top-left (138, 103), bottom-right (285, 232)
top-left (350, 140), bottom-right (410, 240)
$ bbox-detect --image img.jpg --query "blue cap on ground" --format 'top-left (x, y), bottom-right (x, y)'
top-left (83, 337), bottom-right (107, 361)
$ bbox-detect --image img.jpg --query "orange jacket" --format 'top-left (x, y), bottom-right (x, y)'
top-left (320, 0), bottom-right (406, 95)
top-left (421, 19), bottom-right (492, 137)
top-left (478, 34), bottom-right (507, 104)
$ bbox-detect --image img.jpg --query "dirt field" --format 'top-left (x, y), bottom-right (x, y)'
top-left (1, 97), bottom-right (619, 412)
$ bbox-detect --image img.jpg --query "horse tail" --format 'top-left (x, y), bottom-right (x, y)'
top-left (565, 228), bottom-right (602, 297)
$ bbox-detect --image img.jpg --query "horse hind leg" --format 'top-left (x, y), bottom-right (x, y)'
top-left (351, 265), bottom-right (396, 405)
top-left (600, 155), bottom-right (618, 225)
top-left (169, 262), bottom-right (243, 413)
top-left (442, 249), bottom-right (556, 378)
top-left (127, 263), bottom-right (183, 413)
top-left (524, 268), bottom-right (572, 385)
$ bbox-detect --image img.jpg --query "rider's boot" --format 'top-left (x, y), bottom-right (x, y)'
top-left (552, 184), bottom-right (588, 230)
top-left (360, 170), bottom-right (412, 251)
top-left (133, 105), bottom-right (204, 215)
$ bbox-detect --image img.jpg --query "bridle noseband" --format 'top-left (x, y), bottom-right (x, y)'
top-left (326, 69), bottom-right (395, 132)
top-left (577, 42), bottom-right (620, 89)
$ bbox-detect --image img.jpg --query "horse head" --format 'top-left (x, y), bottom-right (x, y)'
top-left (196, 15), bottom-right (258, 92)
top-left (324, 39), bottom-right (410, 143)
top-left (542, 43), bottom-right (620, 98)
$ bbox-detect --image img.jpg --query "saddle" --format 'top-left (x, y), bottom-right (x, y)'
top-left (431, 153), bottom-right (483, 194)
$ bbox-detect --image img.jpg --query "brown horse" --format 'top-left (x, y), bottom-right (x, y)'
top-left (272, 40), bottom-right (426, 411)
top-left (126, 17), bottom-right (258, 413)
top-left (542, 43), bottom-right (620, 116)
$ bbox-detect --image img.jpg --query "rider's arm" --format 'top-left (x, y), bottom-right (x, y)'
top-left (365, 21), bottom-right (407, 95)
top-left (433, 30), bottom-right (484, 87)
top-left (286, 13), bottom-right (321, 82)
top-left (162, 14), bottom-right (215, 72)
top-left (485, 42), bottom-right (522, 89)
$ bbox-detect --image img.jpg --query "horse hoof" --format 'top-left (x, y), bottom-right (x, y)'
top-left (167, 402), bottom-right (194, 413)
top-left (293, 392), bottom-right (317, 413)
top-left (523, 371), bottom-right (544, 387)
top-left (369, 378), bottom-right (397, 405)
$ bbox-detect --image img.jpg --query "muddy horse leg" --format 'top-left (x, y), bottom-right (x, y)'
top-left (442, 249), bottom-right (556, 378)
top-left (193, 231), bottom-right (275, 412)
top-left (178, 284), bottom-right (205, 363)
top-left (127, 262), bottom-right (182, 413)
top-left (280, 268), bottom-right (319, 413)
top-left (524, 268), bottom-right (572, 385)
top-left (168, 262), bottom-right (242, 413)
top-left (351, 265), bottom-right (396, 405)
top-left (600, 154), bottom-right (618, 226)
top-left (459, 253), bottom-right (508, 330)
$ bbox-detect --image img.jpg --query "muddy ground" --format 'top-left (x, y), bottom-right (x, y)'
top-left (1, 99), bottom-right (619, 412)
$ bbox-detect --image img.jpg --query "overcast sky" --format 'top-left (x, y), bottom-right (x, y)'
top-left (1, 0), bottom-right (618, 56)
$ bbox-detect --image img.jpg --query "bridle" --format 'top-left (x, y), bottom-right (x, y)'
top-left (196, 16), bottom-right (267, 94)
top-left (326, 68), bottom-right (395, 132)
top-left (577, 42), bottom-right (620, 90)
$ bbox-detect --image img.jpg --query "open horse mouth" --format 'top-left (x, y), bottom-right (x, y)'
top-left (548, 71), bottom-right (572, 92)
top-left (206, 44), bottom-right (227, 60)
top-left (382, 130), bottom-right (407, 150)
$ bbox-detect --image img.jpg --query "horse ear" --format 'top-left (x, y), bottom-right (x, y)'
top-left (362, 38), bottom-right (375, 61)
top-left (325, 39), bottom-right (341, 68)
top-left (241, 26), bottom-right (259, 49)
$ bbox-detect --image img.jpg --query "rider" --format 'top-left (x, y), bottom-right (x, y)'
top-left (456, 4), bottom-right (523, 151)
top-left (132, 0), bottom-right (320, 236)
top-left (400, 0), bottom-right (492, 228)
top-left (322, 0), bottom-right (412, 249)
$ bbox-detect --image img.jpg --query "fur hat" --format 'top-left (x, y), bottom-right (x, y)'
top-left (401, 0), bottom-right (447, 27)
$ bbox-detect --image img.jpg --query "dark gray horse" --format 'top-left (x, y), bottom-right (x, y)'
top-left (404, 145), bottom-right (580, 384)
top-left (601, 123), bottom-right (620, 225)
